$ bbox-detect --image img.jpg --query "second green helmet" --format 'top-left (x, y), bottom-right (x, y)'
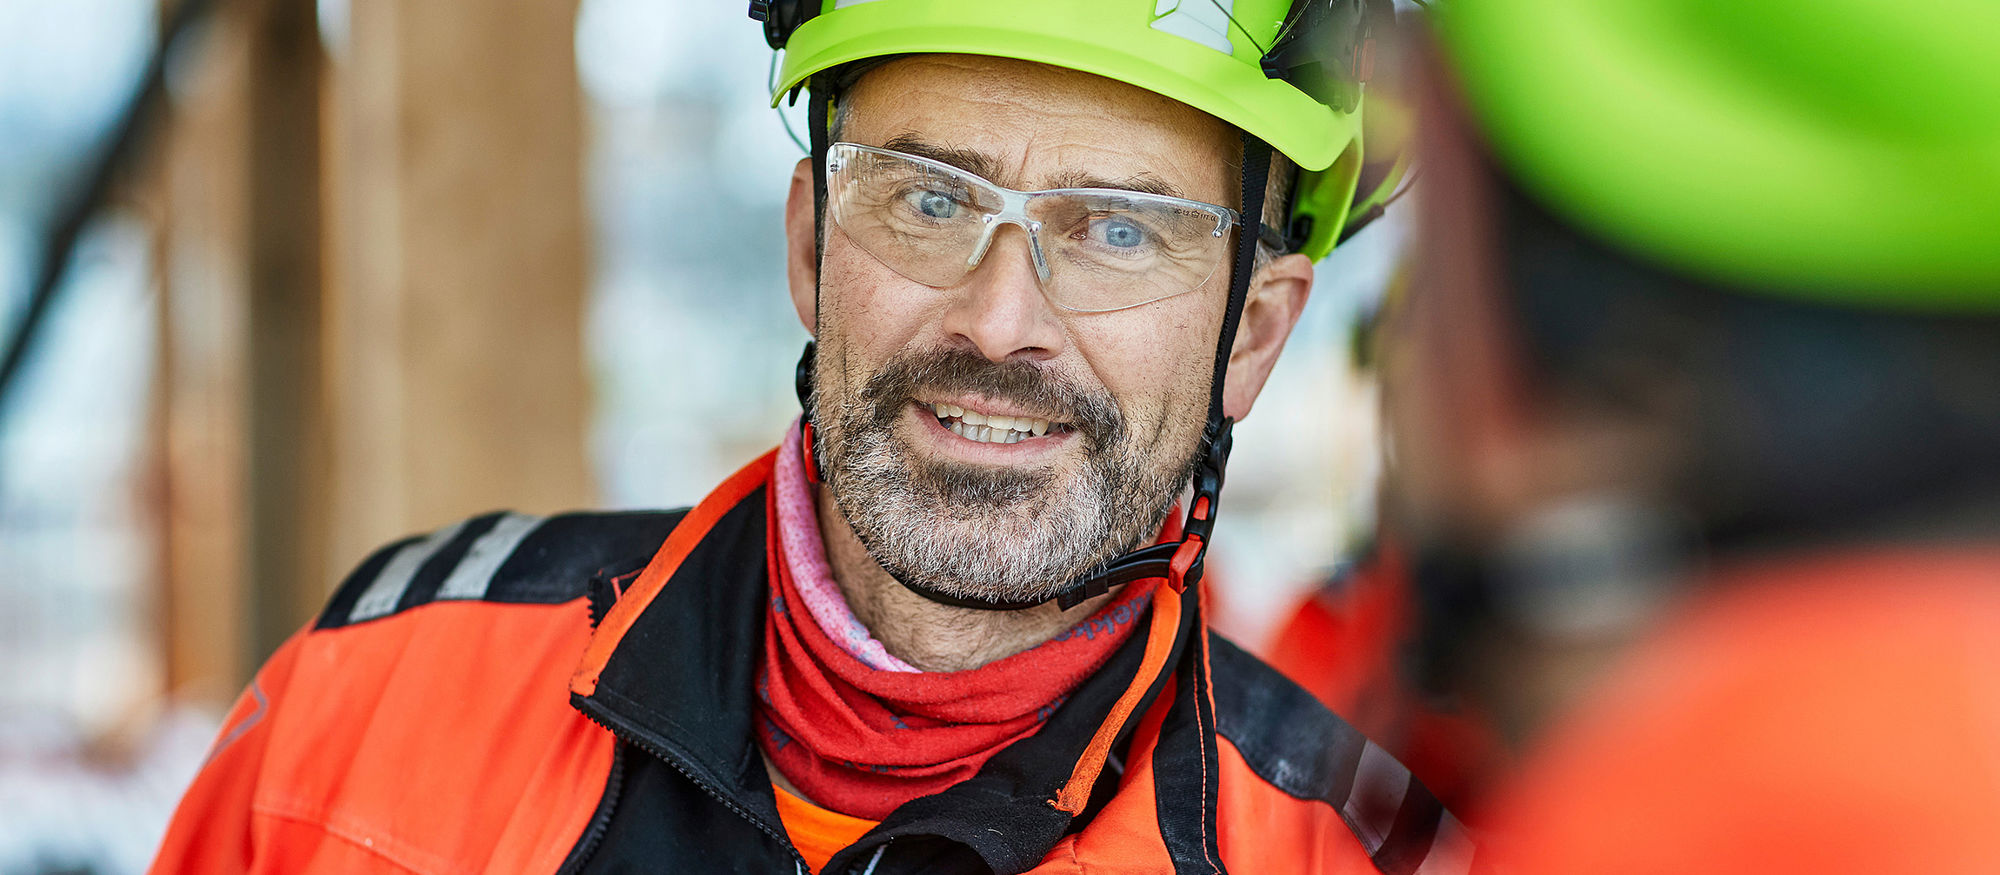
top-left (1440, 0), bottom-right (2000, 309)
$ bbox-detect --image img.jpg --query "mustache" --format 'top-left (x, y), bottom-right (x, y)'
top-left (852, 347), bottom-right (1123, 447)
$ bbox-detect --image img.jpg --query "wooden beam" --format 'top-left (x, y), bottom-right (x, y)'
top-left (156, 0), bottom-right (329, 687)
top-left (325, 0), bottom-right (594, 575)
top-left (156, 2), bottom-right (253, 699)
top-left (156, 0), bottom-right (594, 693)
top-left (242, 0), bottom-right (328, 667)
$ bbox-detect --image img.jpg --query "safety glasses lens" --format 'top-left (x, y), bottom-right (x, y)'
top-left (825, 145), bottom-right (1234, 312)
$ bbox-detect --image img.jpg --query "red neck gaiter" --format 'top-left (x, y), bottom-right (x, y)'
top-left (755, 488), bottom-right (1160, 820)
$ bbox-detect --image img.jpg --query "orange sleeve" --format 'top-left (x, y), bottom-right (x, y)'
top-left (148, 629), bottom-right (305, 875)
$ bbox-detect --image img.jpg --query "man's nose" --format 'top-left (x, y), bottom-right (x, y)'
top-left (941, 225), bottom-right (1066, 363)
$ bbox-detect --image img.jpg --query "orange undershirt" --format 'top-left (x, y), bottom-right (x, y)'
top-left (773, 783), bottom-right (880, 873)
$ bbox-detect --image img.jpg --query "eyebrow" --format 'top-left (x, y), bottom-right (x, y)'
top-left (877, 133), bottom-right (1189, 201)
top-left (880, 135), bottom-right (1003, 181)
top-left (1046, 170), bottom-right (1185, 200)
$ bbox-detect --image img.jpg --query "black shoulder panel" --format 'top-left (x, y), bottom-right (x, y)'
top-left (316, 509), bottom-right (688, 630)
top-left (1209, 634), bottom-right (1474, 875)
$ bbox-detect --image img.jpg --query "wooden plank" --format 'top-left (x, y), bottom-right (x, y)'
top-left (324, 0), bottom-right (594, 577)
top-left (155, 0), bottom-right (253, 699)
top-left (154, 0), bottom-right (594, 693)
top-left (242, 0), bottom-right (329, 667)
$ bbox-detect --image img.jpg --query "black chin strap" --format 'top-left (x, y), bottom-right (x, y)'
top-left (808, 88), bottom-right (831, 270)
top-left (797, 87), bottom-right (832, 479)
top-left (798, 121), bottom-right (1275, 612)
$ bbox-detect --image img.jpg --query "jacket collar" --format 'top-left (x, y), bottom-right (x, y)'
top-left (568, 449), bottom-right (1215, 874)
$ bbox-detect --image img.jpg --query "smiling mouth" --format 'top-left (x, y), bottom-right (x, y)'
top-left (924, 401), bottom-right (1072, 445)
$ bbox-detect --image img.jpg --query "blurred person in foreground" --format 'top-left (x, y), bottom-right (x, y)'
top-left (150, 2), bottom-right (1474, 873)
top-left (1262, 25), bottom-right (1509, 810)
top-left (1263, 272), bottom-right (1510, 815)
top-left (1398, 0), bottom-right (2000, 870)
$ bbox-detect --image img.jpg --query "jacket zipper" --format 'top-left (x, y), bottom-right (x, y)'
top-left (554, 742), bottom-right (625, 875)
top-left (571, 698), bottom-right (811, 871)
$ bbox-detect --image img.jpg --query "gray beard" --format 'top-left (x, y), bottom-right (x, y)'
top-left (814, 346), bottom-right (1197, 605)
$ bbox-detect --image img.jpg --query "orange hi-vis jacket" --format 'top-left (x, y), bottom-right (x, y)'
top-left (1483, 550), bottom-right (2000, 874)
top-left (152, 451), bottom-right (1475, 874)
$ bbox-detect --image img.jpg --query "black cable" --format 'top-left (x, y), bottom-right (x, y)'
top-left (0, 0), bottom-right (224, 427)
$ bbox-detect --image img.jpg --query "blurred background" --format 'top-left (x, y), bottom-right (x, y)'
top-left (0, 0), bottom-right (1398, 869)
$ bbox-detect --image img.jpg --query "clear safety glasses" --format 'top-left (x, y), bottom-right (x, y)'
top-left (825, 143), bottom-right (1243, 313)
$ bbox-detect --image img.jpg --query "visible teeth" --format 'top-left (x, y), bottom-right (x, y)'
top-left (932, 403), bottom-right (1061, 444)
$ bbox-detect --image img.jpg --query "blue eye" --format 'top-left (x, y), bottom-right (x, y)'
top-left (913, 190), bottom-right (958, 219)
top-left (1096, 218), bottom-right (1149, 249)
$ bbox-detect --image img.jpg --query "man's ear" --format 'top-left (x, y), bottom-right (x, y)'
top-left (785, 157), bottom-right (818, 335)
top-left (1221, 252), bottom-right (1314, 420)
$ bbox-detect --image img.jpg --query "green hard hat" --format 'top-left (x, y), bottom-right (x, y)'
top-left (1439, 0), bottom-right (2000, 310)
top-left (766, 0), bottom-right (1372, 261)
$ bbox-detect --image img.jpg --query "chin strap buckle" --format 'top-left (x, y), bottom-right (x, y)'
top-left (800, 421), bottom-right (821, 484)
top-left (1184, 418), bottom-right (1232, 544)
top-left (795, 341), bottom-right (823, 483)
top-left (1164, 417), bottom-right (1232, 593)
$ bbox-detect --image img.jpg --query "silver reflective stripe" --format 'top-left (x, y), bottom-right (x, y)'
top-left (202, 680), bottom-right (267, 766)
top-left (1415, 811), bottom-right (1478, 875)
top-left (436, 512), bottom-right (544, 600)
top-left (1343, 740), bottom-right (1410, 856)
top-left (347, 519), bottom-right (468, 623)
top-left (858, 844), bottom-right (888, 875)
top-left (1151, 0), bottom-right (1235, 54)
